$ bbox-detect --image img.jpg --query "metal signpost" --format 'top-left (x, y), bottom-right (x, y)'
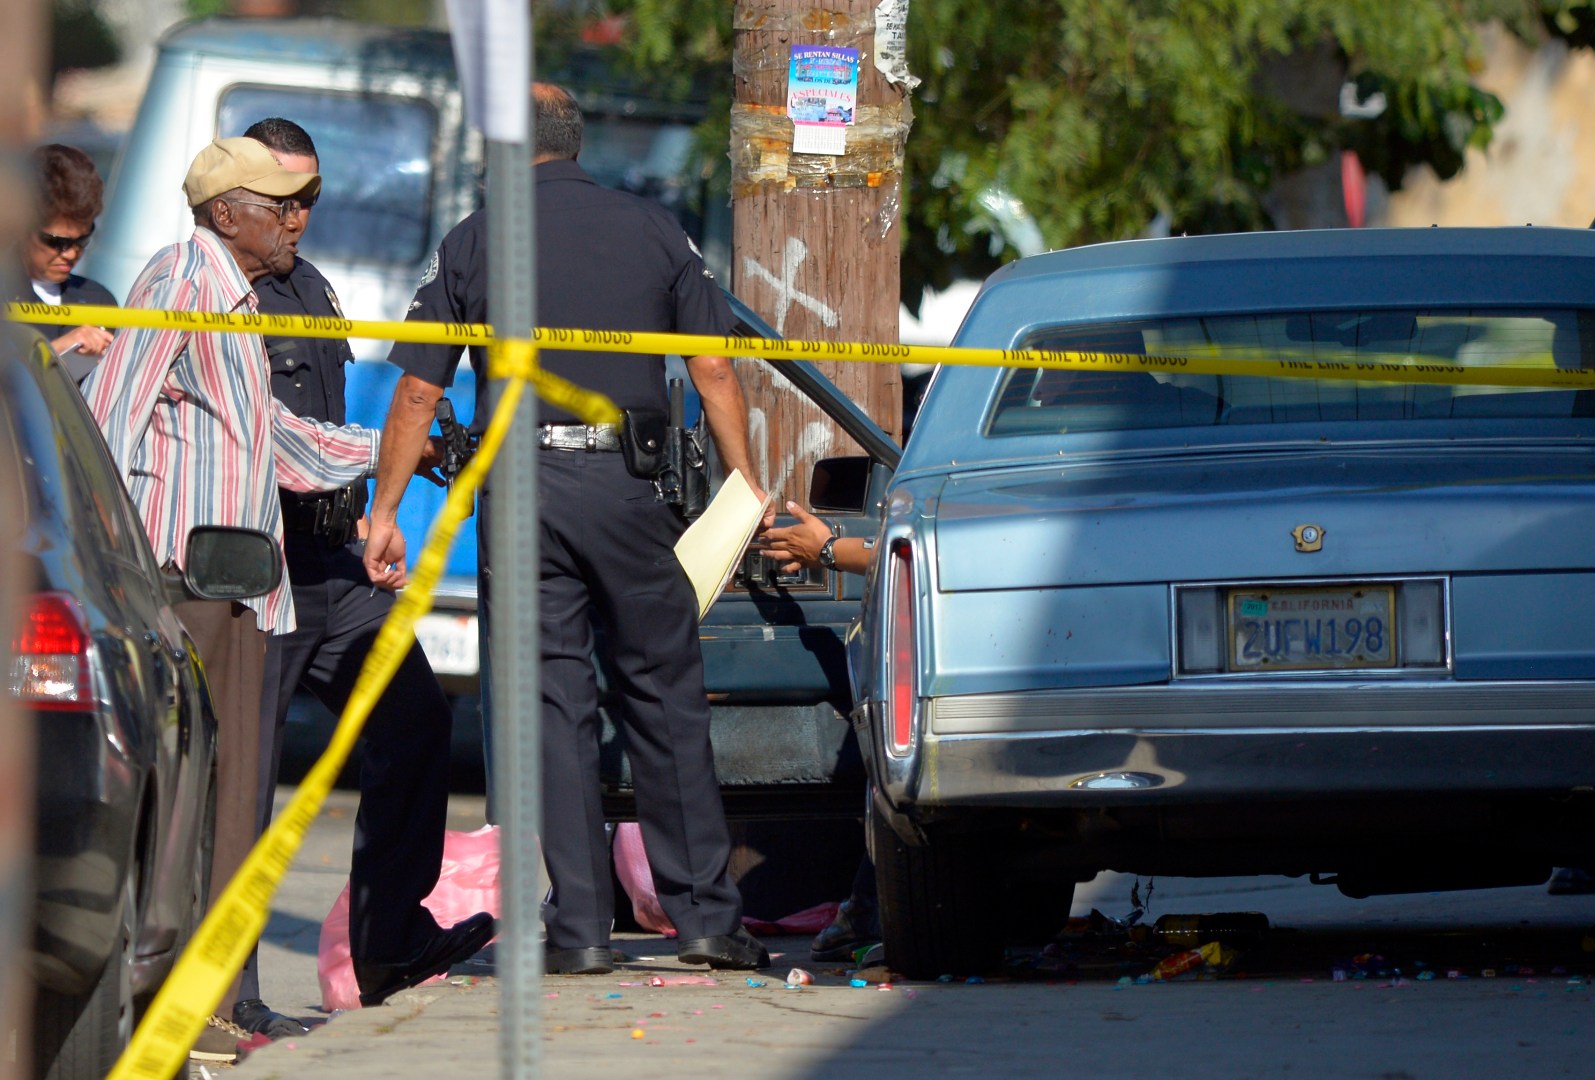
top-left (450, 0), bottom-right (543, 1074)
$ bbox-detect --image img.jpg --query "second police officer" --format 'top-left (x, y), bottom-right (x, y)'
top-left (364, 83), bottom-right (775, 975)
top-left (239, 118), bottom-right (492, 1030)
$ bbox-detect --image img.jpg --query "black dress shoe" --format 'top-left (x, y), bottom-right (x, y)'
top-left (232, 998), bottom-right (312, 1039)
top-left (677, 926), bottom-right (771, 970)
top-left (353, 911), bottom-right (496, 1006)
top-left (810, 897), bottom-right (881, 962)
top-left (546, 945), bottom-right (614, 975)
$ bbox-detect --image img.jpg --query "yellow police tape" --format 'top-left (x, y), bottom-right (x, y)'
top-left (9, 300), bottom-right (1595, 389)
top-left (104, 346), bottom-right (555, 1080)
top-left (3, 292), bottom-right (1584, 1077)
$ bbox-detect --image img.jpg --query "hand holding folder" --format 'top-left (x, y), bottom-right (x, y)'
top-left (673, 469), bottom-right (773, 619)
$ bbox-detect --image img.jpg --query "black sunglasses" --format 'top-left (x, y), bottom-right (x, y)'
top-left (37, 228), bottom-right (94, 254)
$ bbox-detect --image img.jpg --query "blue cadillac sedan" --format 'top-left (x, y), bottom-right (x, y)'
top-left (851, 227), bottom-right (1595, 978)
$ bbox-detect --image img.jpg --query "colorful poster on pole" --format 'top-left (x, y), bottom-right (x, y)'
top-left (788, 44), bottom-right (859, 155)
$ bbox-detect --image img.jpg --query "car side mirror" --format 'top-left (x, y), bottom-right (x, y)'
top-left (810, 455), bottom-right (871, 514)
top-left (172, 526), bottom-right (283, 602)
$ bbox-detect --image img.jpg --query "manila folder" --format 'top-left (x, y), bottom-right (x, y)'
top-left (674, 468), bottom-right (770, 620)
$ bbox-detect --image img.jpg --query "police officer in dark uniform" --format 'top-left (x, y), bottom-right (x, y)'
top-left (365, 84), bottom-right (772, 975)
top-left (230, 120), bottom-right (493, 1036)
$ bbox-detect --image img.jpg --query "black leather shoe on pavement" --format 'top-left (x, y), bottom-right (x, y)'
top-left (810, 897), bottom-right (881, 962)
top-left (546, 945), bottom-right (614, 975)
top-left (677, 926), bottom-right (771, 970)
top-left (232, 998), bottom-right (311, 1039)
top-left (353, 911), bottom-right (497, 1006)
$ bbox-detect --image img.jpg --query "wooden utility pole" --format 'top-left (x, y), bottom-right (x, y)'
top-left (730, 0), bottom-right (912, 504)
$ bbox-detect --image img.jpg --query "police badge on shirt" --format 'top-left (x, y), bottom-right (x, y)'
top-left (409, 249), bottom-right (441, 312)
top-left (684, 234), bottom-right (715, 280)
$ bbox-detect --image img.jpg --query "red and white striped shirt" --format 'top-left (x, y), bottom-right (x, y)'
top-left (83, 226), bottom-right (379, 633)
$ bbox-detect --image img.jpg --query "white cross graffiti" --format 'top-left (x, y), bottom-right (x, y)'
top-left (741, 236), bottom-right (840, 336)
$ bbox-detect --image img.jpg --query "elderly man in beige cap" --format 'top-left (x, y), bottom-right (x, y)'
top-left (80, 136), bottom-right (489, 1065)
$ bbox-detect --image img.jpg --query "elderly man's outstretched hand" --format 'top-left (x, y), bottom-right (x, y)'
top-left (363, 519), bottom-right (408, 590)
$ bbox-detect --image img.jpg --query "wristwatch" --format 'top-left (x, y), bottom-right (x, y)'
top-left (818, 535), bottom-right (839, 570)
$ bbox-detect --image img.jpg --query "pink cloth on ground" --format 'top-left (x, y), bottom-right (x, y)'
top-left (612, 822), bottom-right (842, 936)
top-left (318, 824), bottom-right (501, 1011)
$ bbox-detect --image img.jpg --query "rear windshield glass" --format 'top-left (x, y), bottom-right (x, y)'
top-left (988, 309), bottom-right (1595, 437)
top-left (219, 86), bottom-right (438, 267)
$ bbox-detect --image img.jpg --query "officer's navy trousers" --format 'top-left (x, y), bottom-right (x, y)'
top-left (479, 450), bottom-right (743, 950)
top-left (241, 534), bottom-right (455, 1000)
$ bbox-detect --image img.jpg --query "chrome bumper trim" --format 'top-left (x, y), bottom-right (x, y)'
top-left (889, 724), bottom-right (1595, 808)
top-left (929, 681), bottom-right (1595, 736)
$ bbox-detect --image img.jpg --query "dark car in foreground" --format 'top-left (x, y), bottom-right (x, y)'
top-left (852, 227), bottom-right (1595, 977)
top-left (1, 324), bottom-right (281, 1079)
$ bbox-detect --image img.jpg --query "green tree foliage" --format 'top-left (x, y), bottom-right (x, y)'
top-left (52, 0), bottom-right (121, 76)
top-left (561, 0), bottom-right (1594, 305)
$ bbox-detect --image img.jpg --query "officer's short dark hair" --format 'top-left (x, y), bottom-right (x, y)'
top-left (533, 83), bottom-right (583, 160)
top-left (34, 144), bottom-right (103, 224)
top-left (244, 117), bottom-right (319, 162)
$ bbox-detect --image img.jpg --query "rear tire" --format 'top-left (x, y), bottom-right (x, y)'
top-left (870, 803), bottom-right (1002, 980)
top-left (34, 864), bottom-right (137, 1080)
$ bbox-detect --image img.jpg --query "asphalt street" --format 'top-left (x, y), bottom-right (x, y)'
top-left (183, 784), bottom-right (1595, 1078)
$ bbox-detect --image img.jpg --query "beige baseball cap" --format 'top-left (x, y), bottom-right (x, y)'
top-left (182, 137), bottom-right (322, 208)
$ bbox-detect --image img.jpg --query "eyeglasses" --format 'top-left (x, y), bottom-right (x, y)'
top-left (37, 228), bottom-right (94, 254)
top-left (228, 196), bottom-right (308, 223)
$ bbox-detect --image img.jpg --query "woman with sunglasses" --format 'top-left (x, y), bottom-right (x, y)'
top-left (15, 144), bottom-right (117, 380)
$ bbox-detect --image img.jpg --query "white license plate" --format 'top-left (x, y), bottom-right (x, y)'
top-left (1227, 585), bottom-right (1396, 672)
top-left (414, 613), bottom-right (480, 677)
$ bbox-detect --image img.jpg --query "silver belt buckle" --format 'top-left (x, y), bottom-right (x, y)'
top-left (585, 425), bottom-right (598, 451)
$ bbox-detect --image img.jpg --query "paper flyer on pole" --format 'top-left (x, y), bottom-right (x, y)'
top-left (788, 44), bottom-right (859, 155)
top-left (674, 469), bottom-right (772, 620)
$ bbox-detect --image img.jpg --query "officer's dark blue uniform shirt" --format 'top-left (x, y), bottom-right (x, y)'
top-left (387, 158), bottom-right (735, 426)
top-left (257, 256), bottom-right (356, 426)
top-left (258, 256), bottom-right (365, 516)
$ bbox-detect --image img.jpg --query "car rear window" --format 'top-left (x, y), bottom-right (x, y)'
top-left (988, 309), bottom-right (1595, 436)
top-left (219, 85), bottom-right (439, 267)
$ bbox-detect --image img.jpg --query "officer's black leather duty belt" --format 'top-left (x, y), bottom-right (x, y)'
top-left (280, 485), bottom-right (360, 546)
top-left (538, 423), bottom-right (622, 452)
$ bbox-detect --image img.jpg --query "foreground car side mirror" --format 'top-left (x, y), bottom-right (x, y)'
top-left (173, 526), bottom-right (283, 602)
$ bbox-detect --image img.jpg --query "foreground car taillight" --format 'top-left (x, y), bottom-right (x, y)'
top-left (11, 592), bottom-right (94, 710)
top-left (885, 542), bottom-right (917, 756)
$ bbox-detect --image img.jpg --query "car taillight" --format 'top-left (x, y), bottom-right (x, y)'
top-left (11, 592), bottom-right (93, 710)
top-left (886, 542), bottom-right (916, 756)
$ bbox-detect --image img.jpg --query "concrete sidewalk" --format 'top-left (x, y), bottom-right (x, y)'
top-left (216, 787), bottom-right (1595, 1079)
top-left (229, 788), bottom-right (891, 1079)
top-left (229, 934), bottom-right (907, 1080)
